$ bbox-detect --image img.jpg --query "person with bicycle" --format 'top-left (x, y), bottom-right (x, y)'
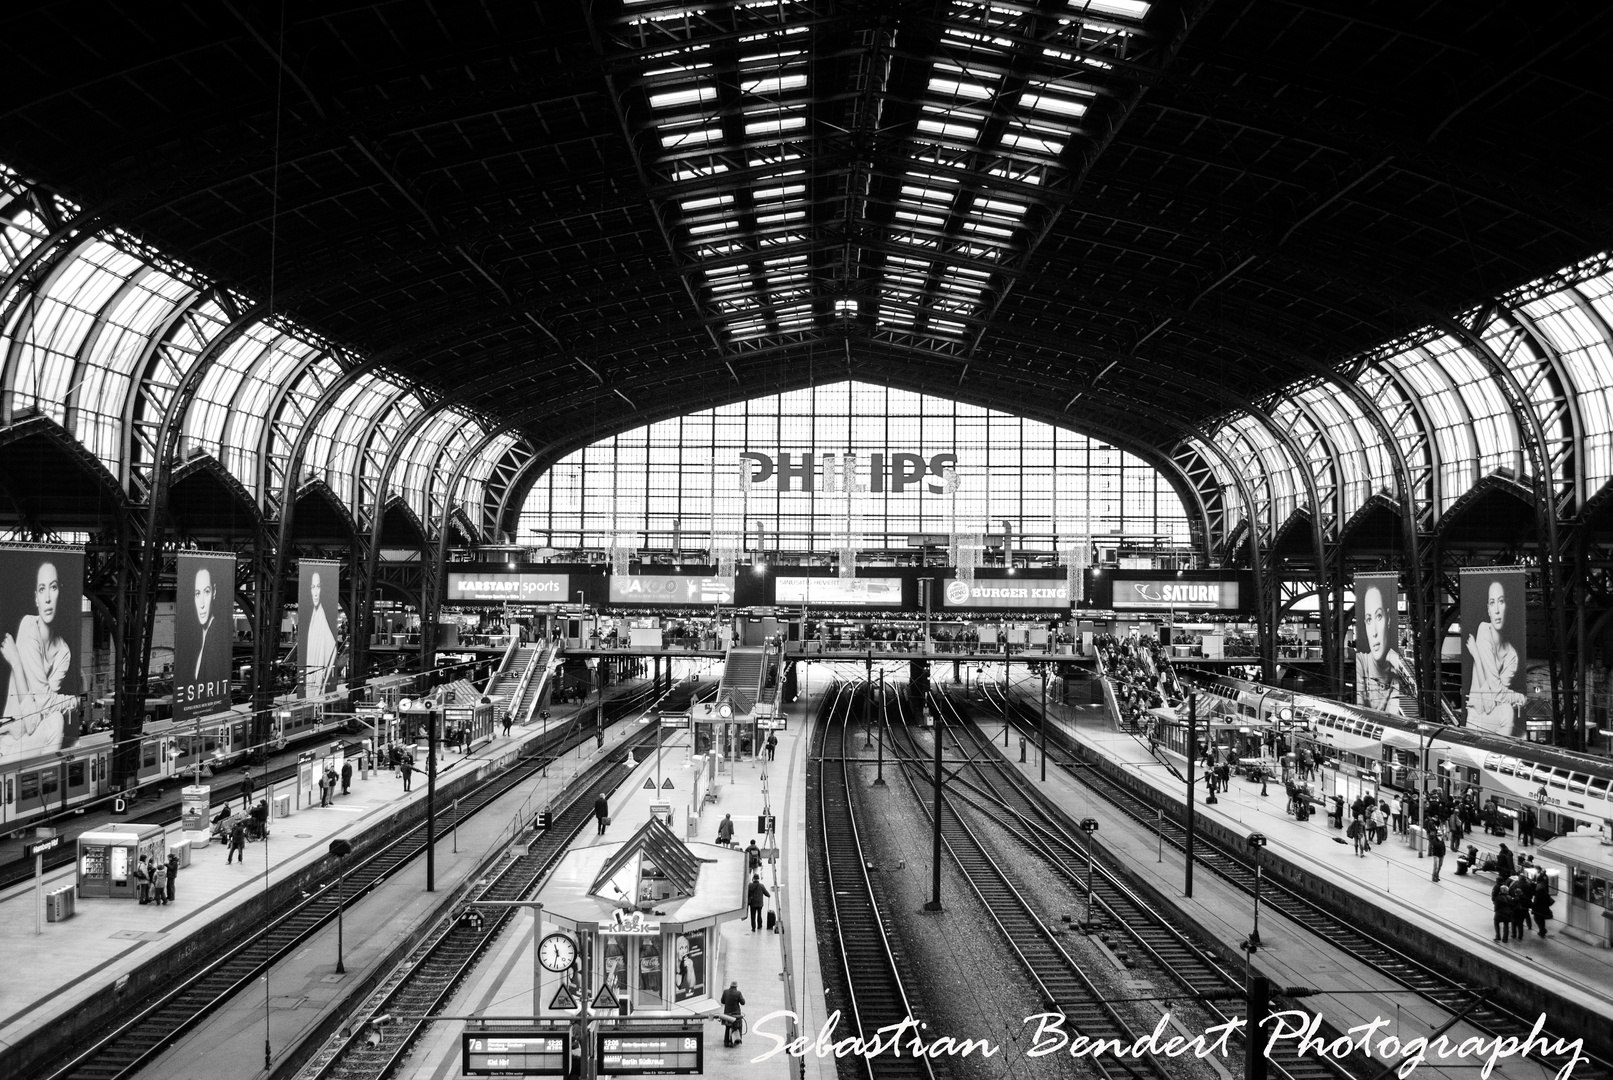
top-left (719, 980), bottom-right (746, 1048)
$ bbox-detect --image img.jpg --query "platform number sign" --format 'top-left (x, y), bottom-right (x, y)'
top-left (462, 1030), bottom-right (571, 1076)
top-left (597, 1029), bottom-right (704, 1075)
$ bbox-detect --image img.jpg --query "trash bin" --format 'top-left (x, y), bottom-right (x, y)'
top-left (45, 886), bottom-right (75, 922)
top-left (1407, 824), bottom-right (1421, 849)
top-left (171, 838), bottom-right (192, 868)
top-left (273, 793), bottom-right (293, 819)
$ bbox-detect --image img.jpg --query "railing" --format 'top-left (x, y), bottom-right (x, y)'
top-left (516, 644), bottom-right (561, 726)
top-left (502, 644), bottom-right (544, 722)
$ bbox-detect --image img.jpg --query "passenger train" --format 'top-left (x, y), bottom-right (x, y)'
top-left (1165, 672), bottom-right (1613, 838)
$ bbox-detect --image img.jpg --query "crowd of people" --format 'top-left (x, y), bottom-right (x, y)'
top-left (1095, 633), bottom-right (1185, 732)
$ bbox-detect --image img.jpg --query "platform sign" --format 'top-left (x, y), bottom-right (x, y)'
top-left (462, 1030), bottom-right (571, 1076)
top-left (597, 1029), bottom-right (703, 1075)
top-left (23, 835), bottom-right (60, 858)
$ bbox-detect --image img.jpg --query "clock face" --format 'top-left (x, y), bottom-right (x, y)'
top-left (538, 932), bottom-right (577, 972)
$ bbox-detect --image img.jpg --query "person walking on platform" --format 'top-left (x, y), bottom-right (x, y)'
top-left (716, 813), bottom-right (734, 848)
top-left (1492, 877), bottom-right (1513, 942)
top-left (240, 768), bottom-right (255, 813)
top-left (227, 821), bottom-right (247, 864)
top-left (1348, 815), bottom-right (1367, 857)
top-left (745, 839), bottom-right (762, 874)
top-left (594, 793), bottom-right (610, 835)
top-left (166, 852), bottom-right (179, 903)
top-left (1372, 803), bottom-right (1388, 845)
top-left (765, 732), bottom-right (777, 761)
top-left (341, 760), bottom-right (353, 795)
top-left (1427, 831), bottom-right (1445, 881)
top-left (1391, 795), bottom-right (1404, 835)
top-left (1495, 843), bottom-right (1516, 880)
top-left (400, 757), bottom-right (414, 792)
top-left (503, 711), bottom-right (513, 738)
top-left (1520, 805), bottom-right (1537, 847)
top-left (318, 770), bottom-right (330, 808)
top-left (719, 981), bottom-right (746, 1048)
top-left (747, 873), bottom-right (770, 931)
top-left (150, 859), bottom-right (167, 906)
top-left (135, 857), bottom-right (152, 904)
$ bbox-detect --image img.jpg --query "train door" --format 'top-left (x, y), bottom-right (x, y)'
top-left (19, 764), bottom-right (64, 815)
top-left (65, 756), bottom-right (92, 801)
top-left (1, 771), bottom-right (13, 825)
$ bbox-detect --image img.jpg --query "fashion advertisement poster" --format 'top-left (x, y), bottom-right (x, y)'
top-left (174, 552), bottom-right (235, 723)
top-left (1460, 566), bottom-right (1527, 738)
top-left (296, 560), bottom-right (343, 698)
top-left (674, 928), bottom-right (706, 1002)
top-left (0, 546), bottom-right (83, 765)
top-left (1352, 573), bottom-right (1404, 716)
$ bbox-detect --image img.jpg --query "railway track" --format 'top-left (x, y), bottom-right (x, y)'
top-left (985, 684), bottom-right (1611, 1080)
top-left (876, 692), bottom-right (1173, 1080)
top-left (45, 683), bottom-right (665, 1080)
top-left (808, 683), bottom-right (938, 1080)
top-left (925, 690), bottom-right (1352, 1080)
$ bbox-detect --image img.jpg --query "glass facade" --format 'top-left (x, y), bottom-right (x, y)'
top-left (517, 381), bottom-right (1190, 552)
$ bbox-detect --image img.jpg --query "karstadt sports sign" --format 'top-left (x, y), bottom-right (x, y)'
top-left (446, 572), bottom-right (570, 602)
top-left (941, 580), bottom-right (1071, 610)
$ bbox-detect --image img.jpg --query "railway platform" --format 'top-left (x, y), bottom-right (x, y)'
top-left (0, 691), bottom-right (642, 1079)
top-left (378, 683), bottom-right (835, 1080)
top-left (976, 691), bottom-right (1612, 1073)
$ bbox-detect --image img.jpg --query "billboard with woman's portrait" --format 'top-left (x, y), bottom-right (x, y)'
top-left (1460, 567), bottom-right (1527, 738)
top-left (673, 929), bottom-right (706, 1002)
top-left (1352, 572), bottom-right (1405, 715)
top-left (297, 560), bottom-right (343, 697)
top-left (0, 546), bottom-right (84, 765)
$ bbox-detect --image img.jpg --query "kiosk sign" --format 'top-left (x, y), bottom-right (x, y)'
top-left (462, 1030), bottom-right (571, 1076)
top-left (597, 1029), bottom-right (703, 1075)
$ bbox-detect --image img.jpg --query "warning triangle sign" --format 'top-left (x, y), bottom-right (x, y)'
top-left (550, 984), bottom-right (579, 1011)
top-left (592, 983), bottom-right (618, 1010)
top-left (661, 778), bottom-right (675, 789)
top-left (643, 778), bottom-right (656, 790)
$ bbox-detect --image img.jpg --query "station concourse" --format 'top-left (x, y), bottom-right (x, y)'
top-left (4, 4), bottom-right (1613, 1079)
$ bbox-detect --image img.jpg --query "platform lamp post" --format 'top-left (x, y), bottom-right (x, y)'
top-left (425, 706), bottom-right (438, 892)
top-left (925, 692), bottom-right (945, 913)
top-left (1244, 832), bottom-right (1267, 958)
top-left (865, 650), bottom-right (874, 748)
top-left (875, 669), bottom-right (886, 786)
top-left (1039, 664), bottom-right (1048, 782)
top-left (1415, 722), bottom-right (1446, 857)
top-left (329, 838), bottom-right (353, 973)
top-left (1185, 691), bottom-right (1197, 898)
top-left (1079, 818), bottom-right (1099, 932)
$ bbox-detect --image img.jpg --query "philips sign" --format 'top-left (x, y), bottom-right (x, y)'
top-left (740, 451), bottom-right (957, 494)
top-left (446, 572), bottom-right (570, 603)
top-left (942, 580), bottom-right (1070, 610)
top-left (1112, 579), bottom-right (1240, 610)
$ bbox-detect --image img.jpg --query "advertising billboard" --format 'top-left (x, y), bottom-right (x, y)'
top-left (940, 579), bottom-right (1070, 610)
top-left (1460, 566), bottom-right (1527, 738)
top-left (174, 552), bottom-right (235, 722)
top-left (609, 575), bottom-right (734, 605)
top-left (1353, 572), bottom-right (1405, 716)
top-left (297, 560), bottom-right (343, 698)
top-left (1109, 579), bottom-right (1240, 611)
top-left (446, 572), bottom-right (571, 603)
top-left (0, 546), bottom-right (83, 764)
top-left (774, 576), bottom-right (902, 606)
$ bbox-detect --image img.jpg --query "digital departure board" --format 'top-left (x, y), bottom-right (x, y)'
top-left (596, 1028), bottom-right (704, 1075)
top-left (462, 1030), bottom-right (571, 1076)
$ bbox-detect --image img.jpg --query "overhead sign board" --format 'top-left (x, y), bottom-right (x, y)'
top-left (775, 576), bottom-right (902, 606)
top-left (446, 572), bottom-right (570, 603)
top-left (609, 575), bottom-right (735, 605)
top-left (462, 1030), bottom-right (571, 1076)
top-left (1111, 579), bottom-right (1240, 610)
top-left (941, 580), bottom-right (1070, 610)
top-left (597, 1029), bottom-right (704, 1075)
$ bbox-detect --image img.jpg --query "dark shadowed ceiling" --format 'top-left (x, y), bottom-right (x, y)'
top-left (4, 0), bottom-right (1611, 463)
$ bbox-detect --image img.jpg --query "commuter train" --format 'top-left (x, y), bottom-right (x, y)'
top-left (1, 698), bottom-right (342, 833)
top-left (1170, 673), bottom-right (1613, 838)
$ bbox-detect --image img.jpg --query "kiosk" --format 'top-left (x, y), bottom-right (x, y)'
top-left (76, 823), bottom-right (167, 900)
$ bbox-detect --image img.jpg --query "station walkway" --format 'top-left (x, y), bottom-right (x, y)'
top-left (0, 688), bottom-right (645, 1079)
top-left (973, 688), bottom-right (1611, 1078)
top-left (383, 680), bottom-right (835, 1080)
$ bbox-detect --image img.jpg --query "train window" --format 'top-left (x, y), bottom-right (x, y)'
top-left (4, 777), bottom-right (11, 804)
top-left (1569, 774), bottom-right (1589, 795)
top-left (68, 762), bottom-right (85, 787)
top-left (41, 770), bottom-right (59, 797)
top-left (1571, 870), bottom-right (1588, 902)
top-left (20, 773), bottom-right (38, 802)
top-left (142, 743), bottom-right (158, 768)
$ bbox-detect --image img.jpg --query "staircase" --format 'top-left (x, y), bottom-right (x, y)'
top-left (509, 642), bottom-right (560, 725)
top-left (718, 647), bottom-right (767, 714)
top-left (484, 644), bottom-right (538, 711)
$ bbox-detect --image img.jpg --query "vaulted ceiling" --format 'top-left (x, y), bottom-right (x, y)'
top-left (5, 0), bottom-right (1611, 465)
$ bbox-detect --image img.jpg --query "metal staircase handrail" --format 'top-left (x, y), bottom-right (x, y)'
top-left (502, 642), bottom-right (543, 717)
top-left (516, 643), bottom-right (561, 725)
